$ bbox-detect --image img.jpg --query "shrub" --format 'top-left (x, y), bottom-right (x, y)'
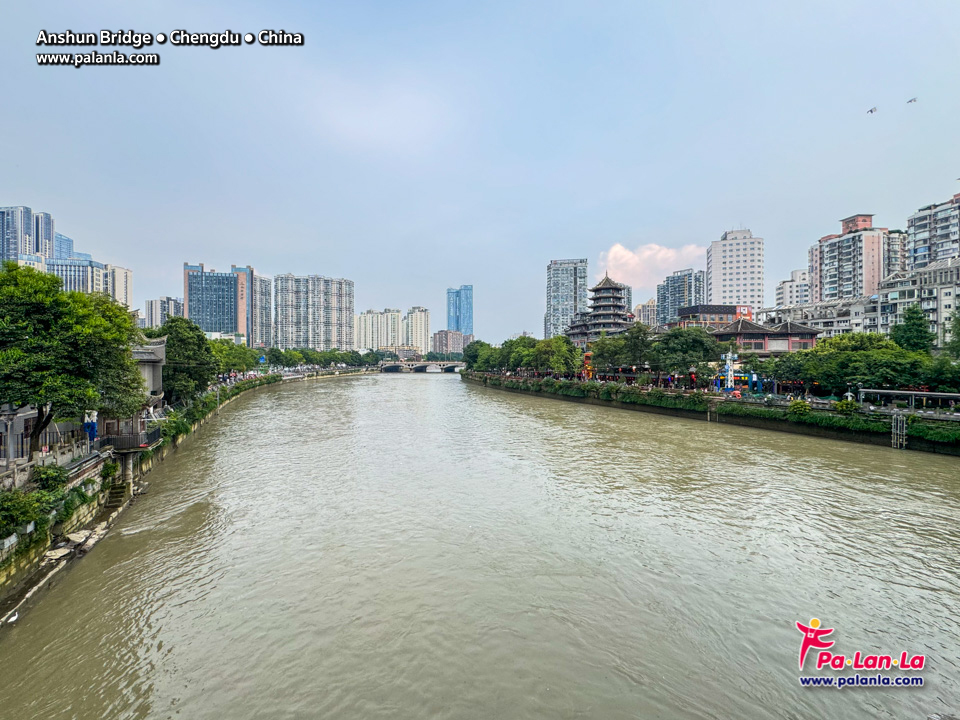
top-left (832, 400), bottom-right (861, 416)
top-left (100, 461), bottom-right (119, 481)
top-left (717, 403), bottom-right (788, 420)
top-left (31, 464), bottom-right (69, 491)
top-left (0, 490), bottom-right (41, 538)
top-left (792, 412), bottom-right (889, 433)
top-left (788, 400), bottom-right (811, 417)
top-left (906, 422), bottom-right (960, 444)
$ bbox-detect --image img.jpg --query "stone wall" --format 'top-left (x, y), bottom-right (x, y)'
top-left (0, 534), bottom-right (50, 602)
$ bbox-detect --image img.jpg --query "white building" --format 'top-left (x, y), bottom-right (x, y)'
top-left (705, 229), bottom-right (765, 309)
top-left (402, 306), bottom-right (430, 355)
top-left (144, 296), bottom-right (184, 328)
top-left (635, 298), bottom-right (657, 326)
top-left (774, 269), bottom-right (809, 307)
top-left (252, 274), bottom-right (273, 348)
top-left (104, 264), bottom-right (133, 308)
top-left (274, 274), bottom-right (355, 351)
top-left (44, 257), bottom-right (105, 295)
top-left (544, 258), bottom-right (588, 339)
top-left (354, 308), bottom-right (403, 352)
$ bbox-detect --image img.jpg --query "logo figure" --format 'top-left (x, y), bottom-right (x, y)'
top-left (796, 618), bottom-right (834, 670)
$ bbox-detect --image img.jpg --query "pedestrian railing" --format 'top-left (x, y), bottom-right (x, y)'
top-left (100, 426), bottom-right (162, 450)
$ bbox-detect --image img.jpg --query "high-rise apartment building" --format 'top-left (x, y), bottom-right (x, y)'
top-left (184, 262), bottom-right (274, 347)
top-left (906, 192), bottom-right (960, 269)
top-left (253, 274), bottom-right (273, 348)
top-left (229, 265), bottom-right (273, 347)
top-left (354, 308), bottom-right (403, 352)
top-left (32, 212), bottom-right (55, 258)
top-left (402, 306), bottom-right (430, 355)
top-left (635, 298), bottom-right (657, 326)
top-left (432, 330), bottom-right (464, 354)
top-left (774, 269), bottom-right (809, 307)
top-left (104, 264), bottom-right (133, 308)
top-left (273, 274), bottom-right (355, 351)
top-left (544, 258), bottom-right (588, 339)
top-left (144, 297), bottom-right (184, 328)
top-left (446, 285), bottom-right (474, 336)
top-left (706, 229), bottom-right (765, 309)
top-left (807, 215), bottom-right (904, 302)
top-left (0, 206), bottom-right (34, 261)
top-left (656, 268), bottom-right (705, 325)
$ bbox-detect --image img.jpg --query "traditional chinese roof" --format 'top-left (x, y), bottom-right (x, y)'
top-left (712, 318), bottom-right (771, 336)
top-left (770, 321), bottom-right (822, 335)
top-left (591, 273), bottom-right (623, 291)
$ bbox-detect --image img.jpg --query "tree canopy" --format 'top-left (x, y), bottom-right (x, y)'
top-left (0, 263), bottom-right (146, 451)
top-left (150, 316), bottom-right (218, 405)
top-left (889, 304), bottom-right (935, 353)
top-left (946, 311), bottom-right (960, 361)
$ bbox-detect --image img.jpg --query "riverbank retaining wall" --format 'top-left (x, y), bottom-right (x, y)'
top-left (461, 373), bottom-right (960, 456)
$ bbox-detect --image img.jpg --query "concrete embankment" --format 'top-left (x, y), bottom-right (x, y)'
top-left (461, 372), bottom-right (960, 456)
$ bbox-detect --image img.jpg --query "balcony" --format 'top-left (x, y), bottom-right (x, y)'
top-left (101, 426), bottom-right (162, 451)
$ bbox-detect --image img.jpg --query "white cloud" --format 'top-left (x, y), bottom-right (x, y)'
top-left (597, 242), bottom-right (707, 298)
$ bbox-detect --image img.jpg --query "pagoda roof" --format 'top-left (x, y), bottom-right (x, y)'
top-left (591, 273), bottom-right (623, 290)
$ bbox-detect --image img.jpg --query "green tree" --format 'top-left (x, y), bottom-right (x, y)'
top-left (463, 340), bottom-right (490, 370)
top-left (266, 347), bottom-right (284, 365)
top-left (474, 344), bottom-right (499, 371)
top-left (622, 323), bottom-right (654, 369)
top-left (281, 349), bottom-right (304, 367)
top-left (361, 351), bottom-right (380, 365)
top-left (944, 311), bottom-right (960, 360)
top-left (0, 264), bottom-right (146, 453)
top-left (210, 339), bottom-right (258, 373)
top-left (810, 333), bottom-right (899, 353)
top-left (83, 293), bottom-right (148, 419)
top-left (589, 333), bottom-right (627, 370)
top-left (651, 327), bottom-right (720, 380)
top-left (533, 336), bottom-right (580, 374)
top-left (157, 316), bottom-right (218, 404)
top-left (890, 303), bottom-right (935, 353)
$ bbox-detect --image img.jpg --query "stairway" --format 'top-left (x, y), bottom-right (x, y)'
top-left (102, 480), bottom-right (132, 512)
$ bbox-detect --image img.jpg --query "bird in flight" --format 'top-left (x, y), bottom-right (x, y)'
top-left (867, 107), bottom-right (877, 114)
top-left (907, 97), bottom-right (917, 103)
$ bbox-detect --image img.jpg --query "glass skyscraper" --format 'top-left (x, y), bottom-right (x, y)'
top-left (446, 285), bottom-right (473, 335)
top-left (183, 263), bottom-right (240, 336)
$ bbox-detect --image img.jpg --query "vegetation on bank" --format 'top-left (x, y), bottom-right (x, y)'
top-left (464, 306), bottom-right (960, 397)
top-left (464, 335), bottom-right (583, 374)
top-left (463, 371), bottom-right (960, 447)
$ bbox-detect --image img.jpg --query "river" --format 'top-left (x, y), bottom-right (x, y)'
top-left (1, 374), bottom-right (958, 719)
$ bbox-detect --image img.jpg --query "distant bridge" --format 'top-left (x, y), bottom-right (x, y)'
top-left (379, 361), bottom-right (465, 373)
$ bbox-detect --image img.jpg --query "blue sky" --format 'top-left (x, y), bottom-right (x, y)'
top-left (3, 0), bottom-right (959, 341)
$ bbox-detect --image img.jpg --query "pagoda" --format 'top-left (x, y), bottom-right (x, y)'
top-left (565, 274), bottom-right (635, 348)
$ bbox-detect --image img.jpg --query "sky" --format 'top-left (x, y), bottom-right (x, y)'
top-left (3, 0), bottom-right (960, 342)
